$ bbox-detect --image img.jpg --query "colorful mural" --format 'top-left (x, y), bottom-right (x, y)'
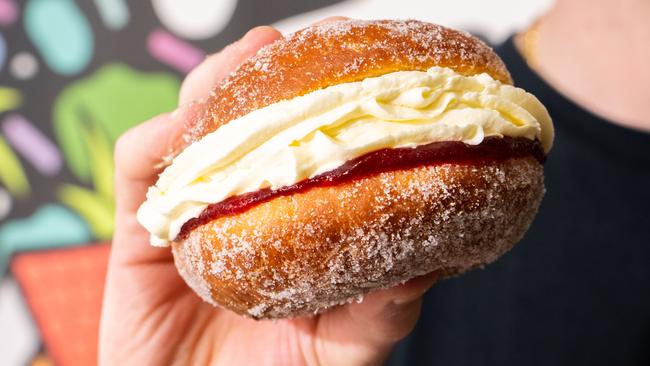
top-left (0, 1), bottom-right (344, 364)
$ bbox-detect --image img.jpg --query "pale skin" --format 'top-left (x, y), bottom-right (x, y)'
top-left (99, 19), bottom-right (438, 366)
top-left (525, 0), bottom-right (650, 132)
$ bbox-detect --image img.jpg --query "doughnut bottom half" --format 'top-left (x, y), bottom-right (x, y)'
top-left (172, 156), bottom-right (544, 319)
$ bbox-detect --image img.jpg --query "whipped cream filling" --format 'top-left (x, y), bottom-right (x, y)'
top-left (138, 66), bottom-right (554, 246)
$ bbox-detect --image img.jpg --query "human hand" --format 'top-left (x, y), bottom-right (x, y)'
top-left (99, 21), bottom-right (437, 366)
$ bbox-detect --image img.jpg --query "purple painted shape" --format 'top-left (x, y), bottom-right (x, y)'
top-left (2, 114), bottom-right (62, 176)
top-left (0, 0), bottom-right (18, 26)
top-left (147, 29), bottom-right (205, 74)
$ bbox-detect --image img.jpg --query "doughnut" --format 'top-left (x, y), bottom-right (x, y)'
top-left (137, 19), bottom-right (554, 319)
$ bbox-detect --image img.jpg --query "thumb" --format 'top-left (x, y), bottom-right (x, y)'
top-left (179, 26), bottom-right (282, 104)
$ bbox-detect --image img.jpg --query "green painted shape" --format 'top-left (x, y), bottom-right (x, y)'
top-left (0, 135), bottom-right (30, 197)
top-left (56, 112), bottom-right (115, 239)
top-left (0, 204), bottom-right (91, 274)
top-left (53, 63), bottom-right (179, 182)
top-left (57, 184), bottom-right (113, 240)
top-left (24, 0), bottom-right (93, 75)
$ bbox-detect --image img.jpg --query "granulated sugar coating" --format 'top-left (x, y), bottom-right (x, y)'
top-left (181, 19), bottom-right (512, 149)
top-left (172, 157), bottom-right (544, 319)
top-left (165, 20), bottom-right (546, 319)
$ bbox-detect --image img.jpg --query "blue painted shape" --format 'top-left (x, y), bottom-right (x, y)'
top-left (0, 204), bottom-right (91, 274)
top-left (0, 33), bottom-right (5, 71)
top-left (24, 0), bottom-right (93, 76)
top-left (93, 0), bottom-right (129, 30)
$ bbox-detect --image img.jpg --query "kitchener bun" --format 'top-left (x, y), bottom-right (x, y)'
top-left (166, 19), bottom-right (546, 319)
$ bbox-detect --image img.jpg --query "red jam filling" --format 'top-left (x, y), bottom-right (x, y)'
top-left (177, 137), bottom-right (544, 240)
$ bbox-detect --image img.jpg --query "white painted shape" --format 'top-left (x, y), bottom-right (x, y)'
top-left (151, 0), bottom-right (238, 40)
top-left (93, 0), bottom-right (130, 30)
top-left (10, 52), bottom-right (39, 80)
top-left (0, 277), bottom-right (40, 366)
top-left (273, 0), bottom-right (553, 44)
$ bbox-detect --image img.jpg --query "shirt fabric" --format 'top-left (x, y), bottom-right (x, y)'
top-left (387, 37), bottom-right (650, 366)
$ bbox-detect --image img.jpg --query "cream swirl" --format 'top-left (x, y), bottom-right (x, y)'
top-left (138, 66), bottom-right (553, 246)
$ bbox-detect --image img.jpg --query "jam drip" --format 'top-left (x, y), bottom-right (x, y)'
top-left (177, 137), bottom-right (544, 240)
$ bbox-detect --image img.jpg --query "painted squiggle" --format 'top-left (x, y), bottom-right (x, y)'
top-left (147, 29), bottom-right (204, 73)
top-left (10, 52), bottom-right (38, 80)
top-left (2, 114), bottom-right (62, 176)
top-left (0, 87), bottom-right (21, 113)
top-left (93, 0), bottom-right (129, 30)
top-left (152, 0), bottom-right (237, 40)
top-left (24, 0), bottom-right (93, 75)
top-left (0, 135), bottom-right (29, 197)
top-left (0, 33), bottom-right (5, 71)
top-left (0, 0), bottom-right (18, 26)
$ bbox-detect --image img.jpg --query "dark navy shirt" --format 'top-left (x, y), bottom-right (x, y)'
top-left (388, 38), bottom-right (650, 366)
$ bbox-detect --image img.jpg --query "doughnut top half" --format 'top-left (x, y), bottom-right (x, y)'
top-left (182, 19), bottom-right (512, 148)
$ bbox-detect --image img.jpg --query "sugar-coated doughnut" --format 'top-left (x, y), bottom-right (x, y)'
top-left (137, 19), bottom-right (553, 319)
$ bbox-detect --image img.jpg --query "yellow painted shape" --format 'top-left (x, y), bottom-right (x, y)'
top-left (57, 184), bottom-right (113, 240)
top-left (81, 120), bottom-right (114, 201)
top-left (0, 87), bottom-right (23, 113)
top-left (0, 136), bottom-right (30, 197)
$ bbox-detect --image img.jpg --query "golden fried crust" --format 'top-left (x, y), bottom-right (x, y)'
top-left (172, 157), bottom-right (544, 318)
top-left (183, 19), bottom-right (512, 145)
top-left (171, 20), bottom-right (538, 319)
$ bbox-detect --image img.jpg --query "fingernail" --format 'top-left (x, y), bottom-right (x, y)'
top-left (392, 295), bottom-right (422, 306)
top-left (391, 285), bottom-right (430, 306)
top-left (243, 25), bottom-right (277, 41)
top-left (170, 100), bottom-right (196, 120)
top-left (312, 16), bottom-right (350, 26)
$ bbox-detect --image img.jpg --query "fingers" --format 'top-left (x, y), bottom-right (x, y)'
top-left (179, 26), bottom-right (282, 105)
top-left (315, 272), bottom-right (439, 365)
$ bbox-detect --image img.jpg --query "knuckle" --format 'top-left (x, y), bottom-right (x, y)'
top-left (114, 128), bottom-right (137, 165)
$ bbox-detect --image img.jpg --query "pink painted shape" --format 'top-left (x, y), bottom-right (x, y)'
top-left (0, 0), bottom-right (18, 26)
top-left (2, 114), bottom-right (62, 176)
top-left (147, 29), bottom-right (205, 74)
